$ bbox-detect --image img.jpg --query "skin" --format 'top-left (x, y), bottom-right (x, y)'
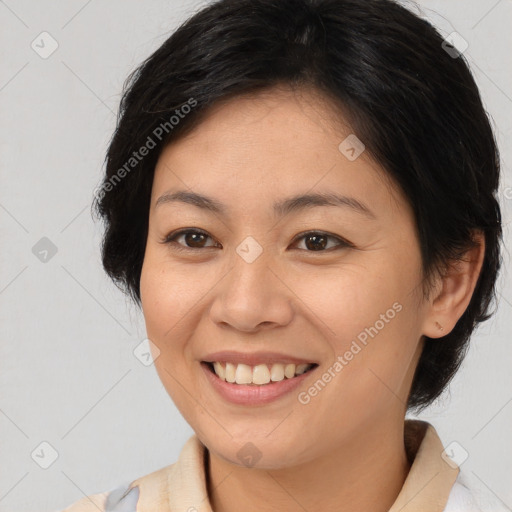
top-left (139, 84), bottom-right (485, 512)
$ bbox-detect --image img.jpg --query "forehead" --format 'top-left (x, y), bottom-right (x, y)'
top-left (152, 85), bottom-right (405, 219)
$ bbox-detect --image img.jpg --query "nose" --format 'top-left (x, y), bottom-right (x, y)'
top-left (208, 250), bottom-right (295, 333)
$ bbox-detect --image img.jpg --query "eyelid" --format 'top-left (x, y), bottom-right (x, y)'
top-left (161, 228), bottom-right (219, 250)
top-left (161, 228), bottom-right (354, 252)
top-left (290, 229), bottom-right (354, 250)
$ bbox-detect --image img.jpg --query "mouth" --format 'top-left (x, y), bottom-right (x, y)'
top-left (203, 361), bottom-right (318, 386)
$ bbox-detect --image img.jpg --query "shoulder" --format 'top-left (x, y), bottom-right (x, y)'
top-left (443, 480), bottom-right (482, 512)
top-left (60, 480), bottom-right (142, 512)
top-left (59, 462), bottom-right (170, 512)
top-left (60, 435), bottom-right (203, 511)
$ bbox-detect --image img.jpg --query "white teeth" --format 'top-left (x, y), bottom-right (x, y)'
top-left (253, 364), bottom-right (271, 385)
top-left (210, 362), bottom-right (314, 385)
top-left (235, 364), bottom-right (252, 384)
top-left (295, 363), bottom-right (309, 375)
top-left (213, 362), bottom-right (225, 380)
top-left (284, 364), bottom-right (296, 379)
top-left (270, 364), bottom-right (285, 382)
top-left (225, 362), bottom-right (236, 383)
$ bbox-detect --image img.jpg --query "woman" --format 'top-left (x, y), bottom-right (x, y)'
top-left (62, 0), bottom-right (503, 510)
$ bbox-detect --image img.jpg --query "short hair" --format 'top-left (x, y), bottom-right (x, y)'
top-left (95, 0), bottom-right (503, 411)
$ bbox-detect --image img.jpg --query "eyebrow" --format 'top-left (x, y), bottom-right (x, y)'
top-left (155, 190), bottom-right (376, 219)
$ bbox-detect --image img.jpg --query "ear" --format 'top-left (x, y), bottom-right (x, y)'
top-left (422, 231), bottom-right (485, 339)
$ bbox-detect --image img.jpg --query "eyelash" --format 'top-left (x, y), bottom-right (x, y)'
top-left (161, 228), bottom-right (354, 253)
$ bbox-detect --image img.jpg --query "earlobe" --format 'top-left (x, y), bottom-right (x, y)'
top-left (422, 231), bottom-right (485, 339)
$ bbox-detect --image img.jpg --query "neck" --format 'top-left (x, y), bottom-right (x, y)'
top-left (207, 418), bottom-right (410, 512)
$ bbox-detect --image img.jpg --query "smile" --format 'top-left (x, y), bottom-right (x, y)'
top-left (207, 361), bottom-right (317, 385)
top-left (201, 360), bottom-right (319, 405)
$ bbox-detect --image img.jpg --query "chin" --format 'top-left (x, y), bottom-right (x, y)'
top-left (201, 430), bottom-right (313, 470)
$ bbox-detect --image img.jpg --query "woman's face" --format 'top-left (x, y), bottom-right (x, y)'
top-left (140, 86), bottom-right (431, 468)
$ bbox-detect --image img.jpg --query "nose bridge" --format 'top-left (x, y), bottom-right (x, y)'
top-left (228, 234), bottom-right (275, 306)
top-left (209, 234), bottom-right (293, 331)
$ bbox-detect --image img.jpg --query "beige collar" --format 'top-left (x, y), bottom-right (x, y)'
top-left (131, 419), bottom-right (458, 512)
top-left (389, 420), bottom-right (459, 511)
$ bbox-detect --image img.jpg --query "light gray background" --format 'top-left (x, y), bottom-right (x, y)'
top-left (0, 1), bottom-right (510, 511)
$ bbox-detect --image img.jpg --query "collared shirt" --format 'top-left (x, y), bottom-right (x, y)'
top-left (60, 419), bottom-right (481, 511)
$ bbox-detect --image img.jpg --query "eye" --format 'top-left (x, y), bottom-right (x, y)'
top-left (291, 231), bottom-right (353, 252)
top-left (162, 228), bottom-right (220, 251)
top-left (162, 228), bottom-right (352, 253)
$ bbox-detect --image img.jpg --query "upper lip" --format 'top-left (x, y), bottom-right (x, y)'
top-left (202, 350), bottom-right (318, 366)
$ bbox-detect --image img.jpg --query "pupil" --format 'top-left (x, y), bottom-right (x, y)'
top-left (186, 233), bottom-right (205, 247)
top-left (306, 234), bottom-right (327, 251)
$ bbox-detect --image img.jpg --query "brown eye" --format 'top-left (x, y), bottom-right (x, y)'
top-left (304, 233), bottom-right (328, 251)
top-left (293, 231), bottom-right (352, 252)
top-left (163, 229), bottom-right (219, 250)
top-left (162, 229), bottom-right (352, 253)
top-left (182, 231), bottom-right (208, 248)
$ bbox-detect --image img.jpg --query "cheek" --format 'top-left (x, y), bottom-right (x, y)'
top-left (140, 252), bottom-right (206, 342)
top-left (292, 253), bottom-right (423, 402)
top-left (140, 258), bottom-right (191, 378)
top-left (140, 255), bottom-right (203, 416)
top-left (291, 254), bottom-right (418, 342)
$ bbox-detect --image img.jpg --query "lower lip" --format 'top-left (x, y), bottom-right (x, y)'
top-left (201, 362), bottom-right (316, 405)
